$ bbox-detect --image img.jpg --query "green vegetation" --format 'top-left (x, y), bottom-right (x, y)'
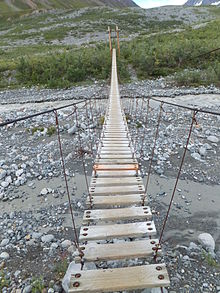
top-left (0, 7), bottom-right (220, 89)
top-left (31, 276), bottom-right (45, 292)
top-left (0, 270), bottom-right (10, 291)
top-left (119, 19), bottom-right (220, 86)
top-left (54, 259), bottom-right (68, 279)
top-left (30, 126), bottom-right (56, 136)
top-left (0, 0), bottom-right (132, 14)
top-left (202, 250), bottom-right (219, 268)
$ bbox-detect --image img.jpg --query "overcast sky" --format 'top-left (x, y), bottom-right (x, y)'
top-left (134, 0), bottom-right (186, 8)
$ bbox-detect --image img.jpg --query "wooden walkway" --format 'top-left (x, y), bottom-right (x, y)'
top-left (69, 49), bottom-right (170, 292)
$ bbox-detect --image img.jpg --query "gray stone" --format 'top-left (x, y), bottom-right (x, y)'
top-left (199, 146), bottom-right (206, 156)
top-left (16, 169), bottom-right (24, 177)
top-left (14, 270), bottom-right (21, 278)
top-left (0, 169), bottom-right (7, 180)
top-left (61, 240), bottom-right (72, 249)
top-left (191, 153), bottom-right (201, 160)
top-left (0, 239), bottom-right (10, 247)
top-left (198, 233), bottom-right (215, 253)
top-left (68, 126), bottom-right (77, 135)
top-left (1, 181), bottom-right (9, 188)
top-left (0, 252), bottom-right (9, 260)
top-left (62, 262), bottom-right (81, 292)
top-left (32, 232), bottom-right (43, 239)
top-left (41, 234), bottom-right (55, 243)
top-left (40, 188), bottom-right (48, 196)
top-left (23, 285), bottom-right (32, 293)
top-left (207, 135), bottom-right (219, 143)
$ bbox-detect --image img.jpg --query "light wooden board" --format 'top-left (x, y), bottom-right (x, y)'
top-left (79, 221), bottom-right (156, 241)
top-left (83, 206), bottom-right (152, 222)
top-left (94, 164), bottom-right (138, 171)
top-left (100, 150), bottom-right (132, 154)
top-left (98, 154), bottom-right (133, 159)
top-left (90, 177), bottom-right (142, 186)
top-left (89, 185), bottom-right (144, 195)
top-left (102, 142), bottom-right (130, 146)
top-left (95, 159), bottom-right (137, 165)
top-left (87, 194), bottom-right (145, 207)
top-left (69, 264), bottom-right (170, 292)
top-left (93, 170), bottom-right (140, 177)
top-left (76, 239), bottom-right (161, 262)
top-left (102, 145), bottom-right (131, 151)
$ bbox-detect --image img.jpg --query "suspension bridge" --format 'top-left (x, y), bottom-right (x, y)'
top-left (68, 40), bottom-right (170, 291)
top-left (1, 26), bottom-right (220, 293)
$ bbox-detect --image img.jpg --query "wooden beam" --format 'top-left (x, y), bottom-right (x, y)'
top-left (69, 264), bottom-right (170, 292)
top-left (79, 221), bottom-right (156, 241)
top-left (83, 206), bottom-right (152, 223)
top-left (76, 239), bottom-right (161, 262)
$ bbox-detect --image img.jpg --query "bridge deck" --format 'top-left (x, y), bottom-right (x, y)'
top-left (69, 49), bottom-right (170, 292)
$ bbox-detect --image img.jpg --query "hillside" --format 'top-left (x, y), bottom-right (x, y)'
top-left (185, 0), bottom-right (220, 6)
top-left (0, 5), bottom-right (220, 89)
top-left (0, 0), bottom-right (138, 13)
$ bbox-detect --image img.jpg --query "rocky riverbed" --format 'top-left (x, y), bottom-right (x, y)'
top-left (0, 82), bottom-right (220, 292)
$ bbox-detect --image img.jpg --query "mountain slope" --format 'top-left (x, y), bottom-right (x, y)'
top-left (184, 0), bottom-right (220, 6)
top-left (0, 0), bottom-right (138, 12)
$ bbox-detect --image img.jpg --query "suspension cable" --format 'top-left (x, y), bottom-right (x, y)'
top-left (54, 110), bottom-right (80, 250)
top-left (142, 102), bottom-right (164, 206)
top-left (154, 110), bottom-right (197, 260)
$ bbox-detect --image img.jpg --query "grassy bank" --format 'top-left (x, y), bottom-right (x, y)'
top-left (0, 11), bottom-right (220, 89)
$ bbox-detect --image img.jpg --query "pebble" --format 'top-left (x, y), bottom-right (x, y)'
top-left (41, 234), bottom-right (55, 243)
top-left (0, 252), bottom-right (10, 260)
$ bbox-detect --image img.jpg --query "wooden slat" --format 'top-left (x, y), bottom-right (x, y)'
top-left (95, 159), bottom-right (137, 164)
top-left (69, 264), bottom-right (170, 292)
top-left (90, 177), bottom-right (142, 186)
top-left (98, 154), bottom-right (133, 159)
top-left (89, 185), bottom-right (144, 195)
top-left (76, 239), bottom-right (161, 262)
top-left (79, 221), bottom-right (156, 241)
top-left (94, 164), bottom-right (138, 171)
top-left (94, 170), bottom-right (140, 177)
top-left (83, 206), bottom-right (152, 222)
top-left (87, 194), bottom-right (144, 207)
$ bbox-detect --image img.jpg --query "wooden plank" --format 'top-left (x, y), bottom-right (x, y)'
top-left (69, 264), bottom-right (170, 292)
top-left (91, 177), bottom-right (142, 186)
top-left (102, 142), bottom-right (130, 146)
top-left (100, 150), bottom-right (132, 154)
top-left (100, 146), bottom-right (131, 150)
top-left (76, 239), bottom-right (161, 262)
top-left (79, 221), bottom-right (156, 241)
top-left (83, 206), bottom-right (152, 222)
top-left (89, 185), bottom-right (144, 195)
top-left (95, 159), bottom-right (137, 164)
top-left (87, 194), bottom-right (145, 207)
top-left (98, 154), bottom-right (133, 159)
top-left (94, 164), bottom-right (138, 171)
top-left (94, 170), bottom-right (140, 177)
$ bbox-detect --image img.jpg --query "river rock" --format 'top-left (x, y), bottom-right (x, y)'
top-left (0, 239), bottom-right (10, 247)
top-left (0, 169), bottom-right (7, 180)
top-left (61, 240), bottom-right (72, 249)
top-left (68, 126), bottom-right (77, 135)
top-left (198, 233), bottom-right (215, 253)
top-left (0, 252), bottom-right (9, 260)
top-left (191, 153), bottom-right (201, 160)
top-left (41, 234), bottom-right (55, 243)
top-left (199, 146), bottom-right (206, 156)
top-left (207, 135), bottom-right (219, 143)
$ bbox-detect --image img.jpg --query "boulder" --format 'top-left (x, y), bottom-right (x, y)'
top-left (198, 233), bottom-right (215, 253)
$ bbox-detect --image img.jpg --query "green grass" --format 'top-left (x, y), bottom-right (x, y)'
top-left (202, 250), bottom-right (219, 268)
top-left (0, 7), bottom-right (220, 89)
